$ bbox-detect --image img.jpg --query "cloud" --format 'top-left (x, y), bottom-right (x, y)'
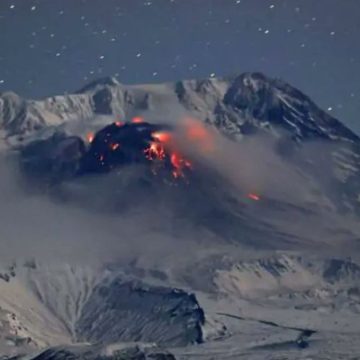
top-left (1, 115), bottom-right (360, 266)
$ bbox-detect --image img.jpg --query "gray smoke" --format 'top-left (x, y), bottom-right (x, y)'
top-left (0, 115), bottom-right (359, 266)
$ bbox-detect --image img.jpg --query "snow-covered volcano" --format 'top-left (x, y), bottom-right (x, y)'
top-left (1, 73), bottom-right (360, 359)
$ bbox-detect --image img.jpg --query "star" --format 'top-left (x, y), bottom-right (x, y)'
top-left (0, 0), bottom-right (358, 131)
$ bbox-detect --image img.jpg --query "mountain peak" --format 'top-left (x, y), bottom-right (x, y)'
top-left (0, 72), bottom-right (358, 146)
top-left (222, 72), bottom-right (358, 142)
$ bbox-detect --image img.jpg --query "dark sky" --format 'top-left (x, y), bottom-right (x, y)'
top-left (0, 0), bottom-right (359, 132)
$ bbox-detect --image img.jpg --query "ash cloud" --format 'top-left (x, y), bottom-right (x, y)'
top-left (0, 148), bottom-right (217, 266)
top-left (1, 114), bottom-right (360, 266)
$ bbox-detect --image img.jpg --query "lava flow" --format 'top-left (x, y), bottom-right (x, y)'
top-left (170, 152), bottom-right (192, 178)
top-left (144, 141), bottom-right (166, 161)
top-left (144, 130), bottom-right (192, 179)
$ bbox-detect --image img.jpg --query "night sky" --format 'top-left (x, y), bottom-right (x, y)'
top-left (0, 0), bottom-right (359, 132)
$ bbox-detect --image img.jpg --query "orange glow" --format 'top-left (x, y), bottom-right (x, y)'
top-left (132, 116), bottom-right (144, 124)
top-left (144, 142), bottom-right (166, 161)
top-left (183, 118), bottom-right (214, 153)
top-left (110, 143), bottom-right (120, 151)
top-left (86, 132), bottom-right (95, 143)
top-left (152, 131), bottom-right (172, 143)
top-left (143, 130), bottom-right (192, 179)
top-left (186, 122), bottom-right (208, 140)
top-left (248, 193), bottom-right (261, 201)
top-left (170, 152), bottom-right (192, 178)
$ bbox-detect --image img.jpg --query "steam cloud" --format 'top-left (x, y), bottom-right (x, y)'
top-left (0, 113), bottom-right (359, 266)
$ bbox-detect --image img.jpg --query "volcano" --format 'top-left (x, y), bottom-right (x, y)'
top-left (20, 117), bottom-right (203, 187)
top-left (1, 73), bottom-right (360, 359)
top-left (79, 120), bottom-right (193, 180)
top-left (20, 120), bottom-right (183, 180)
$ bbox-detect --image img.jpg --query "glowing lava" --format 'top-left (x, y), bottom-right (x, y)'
top-left (143, 131), bottom-right (192, 179)
top-left (132, 116), bottom-right (144, 124)
top-left (152, 131), bottom-right (172, 143)
top-left (247, 193), bottom-right (261, 201)
top-left (86, 132), bottom-right (95, 143)
top-left (84, 121), bottom-right (195, 180)
top-left (110, 143), bottom-right (120, 151)
top-left (170, 152), bottom-right (192, 178)
top-left (144, 142), bottom-right (166, 161)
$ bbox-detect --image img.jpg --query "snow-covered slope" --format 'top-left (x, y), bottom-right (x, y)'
top-left (0, 262), bottom-right (205, 354)
top-left (1, 72), bottom-right (356, 142)
top-left (1, 253), bottom-right (360, 359)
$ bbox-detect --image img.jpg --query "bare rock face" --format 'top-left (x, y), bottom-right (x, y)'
top-left (76, 279), bottom-right (204, 347)
top-left (222, 72), bottom-right (358, 141)
top-left (20, 132), bottom-right (86, 183)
